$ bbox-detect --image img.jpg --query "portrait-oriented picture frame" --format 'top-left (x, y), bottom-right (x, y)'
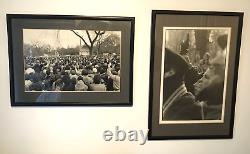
top-left (7, 14), bottom-right (134, 106)
top-left (148, 10), bottom-right (243, 139)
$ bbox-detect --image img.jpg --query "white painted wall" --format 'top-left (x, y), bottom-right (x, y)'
top-left (0, 0), bottom-right (249, 153)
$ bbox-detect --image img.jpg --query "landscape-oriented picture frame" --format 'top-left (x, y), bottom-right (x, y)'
top-left (7, 14), bottom-right (134, 106)
top-left (148, 10), bottom-right (243, 139)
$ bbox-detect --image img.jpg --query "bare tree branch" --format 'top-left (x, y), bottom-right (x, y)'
top-left (92, 31), bottom-right (104, 44)
top-left (71, 30), bottom-right (90, 48)
top-left (71, 30), bottom-right (106, 55)
top-left (85, 30), bottom-right (93, 44)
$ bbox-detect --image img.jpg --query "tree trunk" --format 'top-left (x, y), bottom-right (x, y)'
top-left (89, 46), bottom-right (93, 55)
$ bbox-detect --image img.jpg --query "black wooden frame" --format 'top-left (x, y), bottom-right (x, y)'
top-left (148, 10), bottom-right (244, 140)
top-left (7, 14), bottom-right (134, 106)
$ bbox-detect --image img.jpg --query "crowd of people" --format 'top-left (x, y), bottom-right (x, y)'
top-left (24, 54), bottom-right (120, 92)
top-left (162, 34), bottom-right (227, 120)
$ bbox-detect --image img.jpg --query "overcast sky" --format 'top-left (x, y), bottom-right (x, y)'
top-left (23, 29), bottom-right (121, 49)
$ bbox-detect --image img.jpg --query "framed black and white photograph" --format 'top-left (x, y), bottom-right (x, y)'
top-left (148, 10), bottom-right (243, 139)
top-left (7, 14), bottom-right (134, 106)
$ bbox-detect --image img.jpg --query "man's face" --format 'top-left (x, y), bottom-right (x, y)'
top-left (193, 66), bottom-right (222, 96)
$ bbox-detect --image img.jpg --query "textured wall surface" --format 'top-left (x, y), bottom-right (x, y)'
top-left (0, 0), bottom-right (249, 153)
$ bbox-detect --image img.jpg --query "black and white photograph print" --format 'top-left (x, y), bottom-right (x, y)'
top-left (160, 27), bottom-right (231, 123)
top-left (7, 14), bottom-right (134, 105)
top-left (23, 29), bottom-right (121, 92)
top-left (148, 10), bottom-right (243, 139)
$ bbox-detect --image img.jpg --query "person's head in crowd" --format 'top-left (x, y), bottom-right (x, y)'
top-left (54, 79), bottom-right (64, 91)
top-left (99, 67), bottom-right (106, 74)
top-left (25, 64), bottom-right (35, 75)
top-left (93, 67), bottom-right (98, 73)
top-left (82, 69), bottom-right (88, 76)
top-left (65, 65), bottom-right (70, 70)
top-left (53, 68), bottom-right (57, 74)
top-left (33, 64), bottom-right (41, 73)
top-left (78, 65), bottom-right (83, 69)
top-left (46, 69), bottom-right (51, 76)
top-left (78, 76), bottom-right (83, 81)
top-left (30, 73), bottom-right (41, 83)
top-left (114, 64), bottom-right (120, 72)
top-left (86, 65), bottom-right (92, 70)
top-left (103, 63), bottom-right (108, 69)
top-left (40, 63), bottom-right (44, 69)
top-left (93, 75), bottom-right (101, 84)
top-left (56, 67), bottom-right (61, 73)
top-left (95, 64), bottom-right (99, 68)
top-left (88, 68), bottom-right (93, 74)
top-left (111, 61), bottom-right (116, 66)
top-left (71, 70), bottom-right (76, 75)
top-left (62, 74), bottom-right (70, 85)
top-left (65, 71), bottom-right (70, 76)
